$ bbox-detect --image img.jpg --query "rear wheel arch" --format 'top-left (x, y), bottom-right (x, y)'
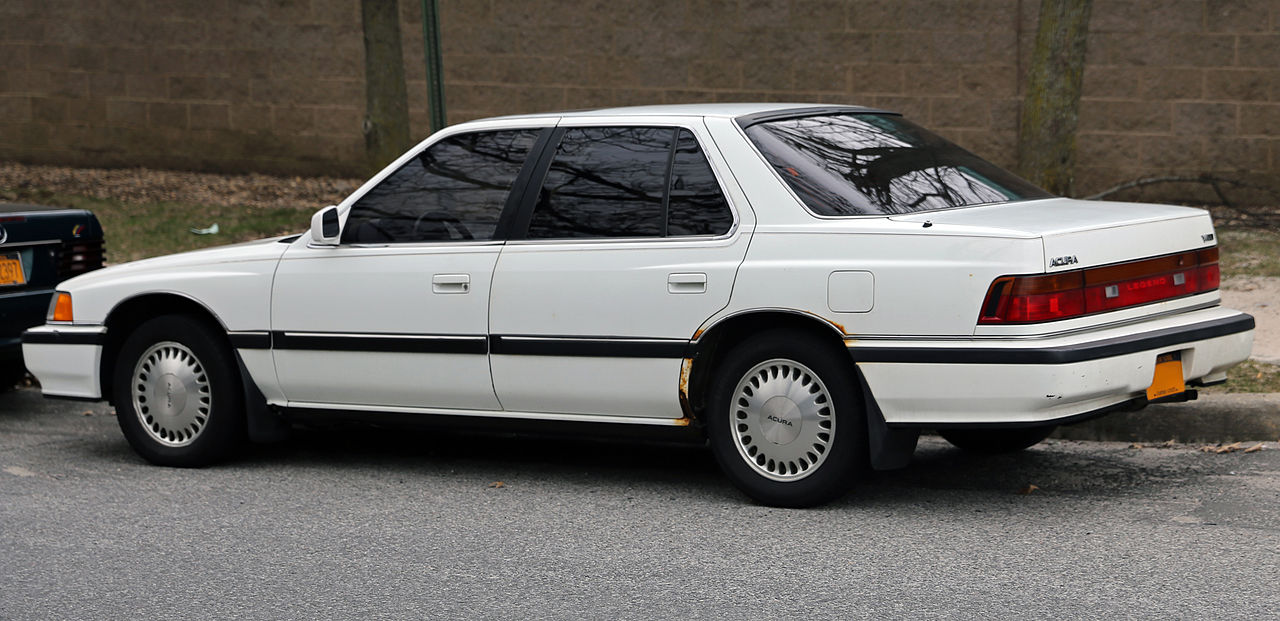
top-left (685, 310), bottom-right (919, 474)
top-left (684, 310), bottom-right (847, 424)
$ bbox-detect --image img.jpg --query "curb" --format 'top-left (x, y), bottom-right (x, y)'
top-left (1054, 392), bottom-right (1280, 443)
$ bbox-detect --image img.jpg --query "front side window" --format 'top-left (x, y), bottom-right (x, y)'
top-left (343, 129), bottom-right (540, 243)
top-left (744, 114), bottom-right (1052, 216)
top-left (527, 127), bottom-right (733, 239)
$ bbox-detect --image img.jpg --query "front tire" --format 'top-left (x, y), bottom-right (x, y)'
top-left (113, 315), bottom-right (244, 467)
top-left (707, 331), bottom-right (866, 508)
top-left (938, 426), bottom-right (1056, 454)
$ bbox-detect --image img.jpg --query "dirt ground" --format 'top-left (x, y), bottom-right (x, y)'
top-left (1, 161), bottom-right (1276, 363)
top-left (0, 162), bottom-right (360, 210)
top-left (1221, 277), bottom-right (1279, 364)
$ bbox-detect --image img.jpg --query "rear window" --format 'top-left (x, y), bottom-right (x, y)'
top-left (744, 114), bottom-right (1052, 216)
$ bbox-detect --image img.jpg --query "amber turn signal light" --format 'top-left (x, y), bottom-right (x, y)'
top-left (50, 292), bottom-right (74, 322)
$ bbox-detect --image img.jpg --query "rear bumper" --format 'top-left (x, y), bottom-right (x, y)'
top-left (21, 324), bottom-right (106, 399)
top-left (852, 307), bottom-right (1254, 426)
top-left (0, 286), bottom-right (56, 362)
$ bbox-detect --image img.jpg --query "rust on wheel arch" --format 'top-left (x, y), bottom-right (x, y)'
top-left (677, 357), bottom-right (695, 424)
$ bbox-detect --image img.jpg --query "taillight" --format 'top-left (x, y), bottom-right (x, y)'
top-left (57, 239), bottom-right (106, 279)
top-left (979, 247), bottom-right (1220, 324)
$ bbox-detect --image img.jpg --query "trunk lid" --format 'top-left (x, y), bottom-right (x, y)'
top-left (890, 198), bottom-right (1215, 271)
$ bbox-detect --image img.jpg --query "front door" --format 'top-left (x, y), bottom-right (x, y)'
top-left (271, 127), bottom-right (545, 410)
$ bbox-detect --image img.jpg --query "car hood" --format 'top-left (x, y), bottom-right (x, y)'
top-left (59, 235), bottom-right (297, 289)
top-left (890, 198), bottom-right (1215, 271)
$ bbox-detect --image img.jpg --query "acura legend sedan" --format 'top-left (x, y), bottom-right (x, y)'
top-left (23, 104), bottom-right (1254, 507)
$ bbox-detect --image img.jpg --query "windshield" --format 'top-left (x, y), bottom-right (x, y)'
top-left (743, 113), bottom-right (1053, 216)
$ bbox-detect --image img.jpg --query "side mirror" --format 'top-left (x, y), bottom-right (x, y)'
top-left (310, 206), bottom-right (340, 246)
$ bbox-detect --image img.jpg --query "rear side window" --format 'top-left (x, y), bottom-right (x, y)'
top-left (526, 127), bottom-right (733, 239)
top-left (744, 114), bottom-right (1051, 216)
top-left (343, 129), bottom-right (540, 243)
top-left (667, 129), bottom-right (733, 236)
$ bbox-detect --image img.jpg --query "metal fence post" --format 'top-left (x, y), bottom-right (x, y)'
top-left (420, 0), bottom-right (446, 133)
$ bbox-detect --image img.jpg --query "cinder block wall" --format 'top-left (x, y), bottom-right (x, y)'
top-left (1, 0), bottom-right (1276, 202)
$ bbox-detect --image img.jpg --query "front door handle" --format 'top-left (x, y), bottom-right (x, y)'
top-left (432, 273), bottom-right (470, 294)
top-left (668, 272), bottom-right (707, 294)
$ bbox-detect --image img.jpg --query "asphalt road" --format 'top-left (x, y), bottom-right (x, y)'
top-left (2, 387), bottom-right (1278, 619)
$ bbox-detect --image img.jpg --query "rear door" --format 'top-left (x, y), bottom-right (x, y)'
top-left (489, 119), bottom-right (754, 419)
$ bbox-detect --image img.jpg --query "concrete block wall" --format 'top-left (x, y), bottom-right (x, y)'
top-left (1, 0), bottom-right (1276, 201)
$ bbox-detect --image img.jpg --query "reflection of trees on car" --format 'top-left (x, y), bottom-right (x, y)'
top-left (529, 127), bottom-right (733, 239)
top-left (748, 115), bottom-right (1052, 216)
top-left (344, 130), bottom-right (540, 243)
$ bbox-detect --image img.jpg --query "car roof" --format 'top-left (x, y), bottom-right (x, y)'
top-left (476, 103), bottom-right (892, 123)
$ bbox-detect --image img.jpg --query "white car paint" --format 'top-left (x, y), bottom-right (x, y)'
top-left (270, 241), bottom-right (503, 410)
top-left (22, 103), bottom-right (1254, 435)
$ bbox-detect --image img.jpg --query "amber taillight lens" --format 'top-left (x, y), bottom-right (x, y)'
top-left (979, 248), bottom-right (1220, 324)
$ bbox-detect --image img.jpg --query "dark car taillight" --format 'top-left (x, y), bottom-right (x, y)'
top-left (979, 248), bottom-right (1219, 324)
top-left (57, 239), bottom-right (106, 279)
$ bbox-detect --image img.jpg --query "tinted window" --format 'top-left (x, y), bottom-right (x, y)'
top-left (527, 127), bottom-right (670, 239)
top-left (527, 127), bottom-right (733, 239)
top-left (744, 114), bottom-right (1051, 216)
top-left (667, 129), bottom-right (733, 236)
top-left (343, 129), bottom-right (539, 243)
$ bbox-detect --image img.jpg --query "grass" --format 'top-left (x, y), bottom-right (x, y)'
top-left (1217, 226), bottom-right (1280, 280)
top-left (1202, 359), bottom-right (1280, 394)
top-left (3, 188), bottom-right (309, 262)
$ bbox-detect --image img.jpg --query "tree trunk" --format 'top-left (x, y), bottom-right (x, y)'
top-left (361, 0), bottom-right (411, 173)
top-left (1017, 0), bottom-right (1093, 196)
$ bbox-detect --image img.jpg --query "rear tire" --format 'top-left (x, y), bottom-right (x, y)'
top-left (706, 331), bottom-right (865, 508)
top-left (113, 315), bottom-right (244, 467)
top-left (938, 426), bottom-right (1056, 454)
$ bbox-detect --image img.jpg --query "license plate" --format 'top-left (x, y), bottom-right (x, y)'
top-left (0, 253), bottom-right (24, 286)
top-left (1146, 352), bottom-right (1185, 401)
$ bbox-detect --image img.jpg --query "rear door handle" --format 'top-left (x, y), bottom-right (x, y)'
top-left (668, 272), bottom-right (707, 294)
top-left (432, 273), bottom-right (470, 294)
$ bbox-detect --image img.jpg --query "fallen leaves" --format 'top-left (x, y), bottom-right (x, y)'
top-left (487, 481), bottom-right (506, 489)
top-left (1198, 442), bottom-right (1267, 454)
top-left (1128, 440), bottom-right (1180, 450)
top-left (0, 161), bottom-right (362, 211)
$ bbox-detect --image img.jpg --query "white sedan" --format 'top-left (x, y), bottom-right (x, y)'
top-left (23, 104), bottom-right (1254, 507)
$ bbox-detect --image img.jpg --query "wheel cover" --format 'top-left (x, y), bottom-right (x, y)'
top-left (730, 358), bottom-right (835, 482)
top-left (130, 341), bottom-right (211, 447)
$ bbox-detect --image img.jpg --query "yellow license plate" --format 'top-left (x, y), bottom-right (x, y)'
top-left (1146, 352), bottom-right (1185, 401)
top-left (0, 253), bottom-right (24, 286)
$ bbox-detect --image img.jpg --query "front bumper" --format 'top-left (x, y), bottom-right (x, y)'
top-left (21, 324), bottom-right (107, 399)
top-left (851, 307), bottom-right (1255, 426)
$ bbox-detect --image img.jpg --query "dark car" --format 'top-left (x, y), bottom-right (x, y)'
top-left (1, 203), bottom-right (105, 389)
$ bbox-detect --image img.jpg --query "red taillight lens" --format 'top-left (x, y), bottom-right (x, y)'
top-left (1197, 247), bottom-right (1219, 291)
top-left (979, 247), bottom-right (1221, 324)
